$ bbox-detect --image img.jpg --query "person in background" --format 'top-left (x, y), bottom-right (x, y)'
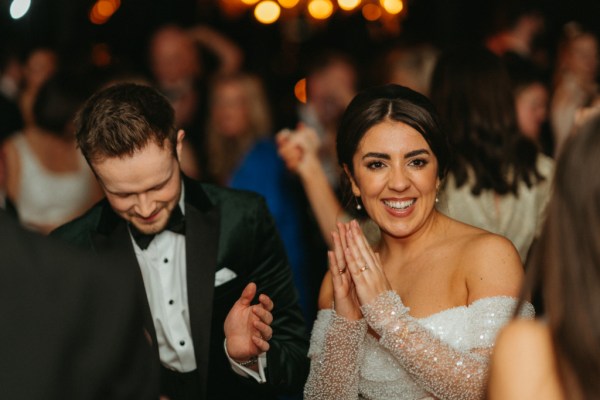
top-left (148, 24), bottom-right (243, 180)
top-left (206, 72), bottom-right (322, 329)
top-left (297, 51), bottom-right (357, 189)
top-left (381, 43), bottom-right (439, 97)
top-left (487, 113), bottom-right (600, 400)
top-left (0, 209), bottom-right (157, 400)
top-left (18, 47), bottom-right (57, 129)
top-left (485, 0), bottom-right (546, 63)
top-left (51, 83), bottom-right (309, 400)
top-left (550, 21), bottom-right (599, 156)
top-left (430, 46), bottom-right (554, 262)
top-left (0, 47), bottom-right (23, 141)
top-left (2, 72), bottom-right (102, 233)
top-left (303, 84), bottom-right (532, 400)
top-left (276, 51), bottom-right (360, 248)
top-left (505, 55), bottom-right (553, 156)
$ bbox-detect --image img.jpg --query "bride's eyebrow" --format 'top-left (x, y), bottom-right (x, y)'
top-left (404, 149), bottom-right (430, 159)
top-left (362, 152), bottom-right (390, 160)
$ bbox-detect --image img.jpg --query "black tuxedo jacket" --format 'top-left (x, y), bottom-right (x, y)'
top-left (51, 177), bottom-right (309, 399)
top-left (0, 210), bottom-right (157, 399)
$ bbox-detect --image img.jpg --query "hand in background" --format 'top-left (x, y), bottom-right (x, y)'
top-left (276, 124), bottom-right (321, 175)
top-left (224, 282), bottom-right (274, 362)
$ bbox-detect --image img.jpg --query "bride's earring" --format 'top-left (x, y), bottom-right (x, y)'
top-left (355, 197), bottom-right (362, 210)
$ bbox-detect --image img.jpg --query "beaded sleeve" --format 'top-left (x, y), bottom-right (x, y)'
top-left (304, 309), bottom-right (368, 400)
top-left (361, 291), bottom-right (534, 400)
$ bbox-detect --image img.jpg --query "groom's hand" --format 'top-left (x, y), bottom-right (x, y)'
top-left (224, 282), bottom-right (274, 363)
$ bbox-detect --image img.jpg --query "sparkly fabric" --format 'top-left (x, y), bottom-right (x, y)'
top-left (304, 309), bottom-right (368, 399)
top-left (305, 293), bottom-right (534, 400)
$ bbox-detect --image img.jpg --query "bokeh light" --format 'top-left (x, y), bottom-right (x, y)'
top-left (241, 0), bottom-right (260, 5)
top-left (254, 1), bottom-right (281, 24)
top-left (294, 78), bottom-right (307, 103)
top-left (278, 0), bottom-right (300, 8)
top-left (91, 43), bottom-right (112, 67)
top-left (89, 0), bottom-right (121, 24)
top-left (362, 3), bottom-right (381, 20)
top-left (9, 0), bottom-right (31, 19)
top-left (308, 0), bottom-right (334, 20)
top-left (96, 0), bottom-right (116, 17)
top-left (380, 0), bottom-right (403, 14)
top-left (338, 0), bottom-right (360, 11)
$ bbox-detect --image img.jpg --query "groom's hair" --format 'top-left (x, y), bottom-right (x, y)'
top-left (74, 82), bottom-right (178, 164)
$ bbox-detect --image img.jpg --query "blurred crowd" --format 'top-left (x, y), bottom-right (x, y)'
top-left (1, 1), bottom-right (600, 398)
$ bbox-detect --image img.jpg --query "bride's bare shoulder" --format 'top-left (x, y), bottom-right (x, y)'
top-left (436, 214), bottom-right (523, 299)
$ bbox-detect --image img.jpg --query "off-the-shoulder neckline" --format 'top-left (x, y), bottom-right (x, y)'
top-left (320, 295), bottom-right (527, 320)
top-left (418, 295), bottom-right (528, 321)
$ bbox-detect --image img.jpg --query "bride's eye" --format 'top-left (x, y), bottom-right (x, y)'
top-left (367, 161), bottom-right (385, 170)
top-left (408, 158), bottom-right (428, 168)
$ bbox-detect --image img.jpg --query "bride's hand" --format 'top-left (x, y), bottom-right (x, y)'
top-left (329, 222), bottom-right (362, 320)
top-left (343, 220), bottom-right (392, 306)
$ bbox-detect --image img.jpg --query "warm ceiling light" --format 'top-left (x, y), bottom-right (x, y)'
top-left (278, 0), bottom-right (300, 8)
top-left (90, 3), bottom-right (108, 24)
top-left (254, 1), bottom-right (281, 24)
top-left (308, 0), bottom-right (334, 19)
top-left (96, 0), bottom-right (116, 17)
top-left (380, 0), bottom-right (402, 14)
top-left (294, 78), bottom-right (307, 103)
top-left (338, 0), bottom-right (360, 11)
top-left (362, 3), bottom-right (381, 20)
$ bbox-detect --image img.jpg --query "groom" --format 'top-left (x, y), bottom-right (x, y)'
top-left (52, 83), bottom-right (309, 400)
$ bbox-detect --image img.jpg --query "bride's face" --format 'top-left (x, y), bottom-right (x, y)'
top-left (347, 120), bottom-right (439, 239)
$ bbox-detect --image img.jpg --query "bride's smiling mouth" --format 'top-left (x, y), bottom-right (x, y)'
top-left (382, 198), bottom-right (416, 211)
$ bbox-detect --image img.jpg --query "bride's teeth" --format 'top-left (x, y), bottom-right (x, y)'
top-left (384, 199), bottom-right (415, 210)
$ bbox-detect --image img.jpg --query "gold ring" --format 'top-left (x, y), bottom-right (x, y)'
top-left (359, 265), bottom-right (369, 272)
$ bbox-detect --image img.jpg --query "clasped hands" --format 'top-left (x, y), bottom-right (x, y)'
top-left (224, 282), bottom-right (274, 366)
top-left (329, 220), bottom-right (392, 321)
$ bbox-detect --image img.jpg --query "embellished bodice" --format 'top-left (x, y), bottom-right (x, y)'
top-left (307, 296), bottom-right (534, 400)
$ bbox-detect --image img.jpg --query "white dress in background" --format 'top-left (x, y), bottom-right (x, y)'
top-left (12, 133), bottom-right (95, 230)
top-left (437, 154), bottom-right (554, 262)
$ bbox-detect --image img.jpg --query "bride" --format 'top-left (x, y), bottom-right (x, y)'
top-left (304, 84), bottom-right (534, 400)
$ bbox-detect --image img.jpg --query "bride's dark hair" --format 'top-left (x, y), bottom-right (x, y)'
top-left (519, 113), bottom-right (600, 399)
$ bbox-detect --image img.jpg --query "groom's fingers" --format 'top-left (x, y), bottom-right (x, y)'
top-left (238, 282), bottom-right (257, 306)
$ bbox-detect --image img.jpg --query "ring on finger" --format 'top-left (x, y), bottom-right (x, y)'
top-left (338, 264), bottom-right (346, 274)
top-left (359, 265), bottom-right (369, 272)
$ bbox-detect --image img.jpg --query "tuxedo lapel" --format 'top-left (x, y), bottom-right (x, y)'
top-left (183, 179), bottom-right (220, 399)
top-left (90, 204), bottom-right (158, 354)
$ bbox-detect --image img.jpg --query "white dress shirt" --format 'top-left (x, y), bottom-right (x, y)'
top-left (130, 186), bottom-right (267, 381)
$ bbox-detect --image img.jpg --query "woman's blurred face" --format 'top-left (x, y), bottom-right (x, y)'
top-left (25, 49), bottom-right (57, 90)
top-left (515, 82), bottom-right (548, 141)
top-left (348, 120), bottom-right (440, 239)
top-left (566, 34), bottom-right (599, 80)
top-left (212, 81), bottom-right (249, 138)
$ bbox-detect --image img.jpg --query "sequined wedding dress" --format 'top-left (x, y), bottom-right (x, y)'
top-left (304, 292), bottom-right (534, 400)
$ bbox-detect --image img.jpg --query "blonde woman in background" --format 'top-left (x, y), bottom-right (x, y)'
top-left (205, 72), bottom-right (322, 326)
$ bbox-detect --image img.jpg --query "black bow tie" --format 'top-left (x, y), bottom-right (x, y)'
top-left (130, 205), bottom-right (186, 250)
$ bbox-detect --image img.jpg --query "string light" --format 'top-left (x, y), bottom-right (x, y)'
top-left (338, 0), bottom-right (360, 12)
top-left (254, 0), bottom-right (281, 24)
top-left (236, 0), bottom-right (405, 24)
top-left (9, 0), bottom-right (30, 19)
top-left (89, 0), bottom-right (121, 25)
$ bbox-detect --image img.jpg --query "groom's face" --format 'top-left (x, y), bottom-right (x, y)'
top-left (92, 135), bottom-right (183, 235)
